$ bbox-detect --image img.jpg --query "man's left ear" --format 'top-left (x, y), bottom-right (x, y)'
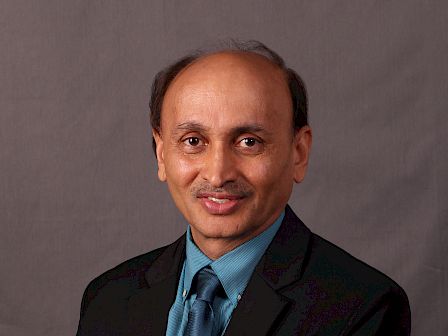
top-left (293, 125), bottom-right (312, 183)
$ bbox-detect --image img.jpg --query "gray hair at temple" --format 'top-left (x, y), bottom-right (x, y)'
top-left (149, 40), bottom-right (309, 156)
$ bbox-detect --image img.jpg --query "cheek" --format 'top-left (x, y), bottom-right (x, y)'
top-left (244, 158), bottom-right (280, 188)
top-left (165, 154), bottom-right (199, 187)
top-left (243, 153), bottom-right (294, 190)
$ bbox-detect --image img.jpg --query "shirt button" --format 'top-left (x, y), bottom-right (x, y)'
top-left (183, 289), bottom-right (187, 297)
top-left (237, 294), bottom-right (242, 301)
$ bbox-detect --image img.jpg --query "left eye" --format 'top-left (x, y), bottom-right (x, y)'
top-left (239, 138), bottom-right (258, 147)
top-left (184, 137), bottom-right (201, 146)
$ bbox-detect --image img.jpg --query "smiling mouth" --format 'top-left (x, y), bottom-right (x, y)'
top-left (207, 196), bottom-right (231, 204)
top-left (197, 194), bottom-right (245, 215)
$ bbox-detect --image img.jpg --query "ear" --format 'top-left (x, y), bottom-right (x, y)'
top-left (152, 129), bottom-right (167, 182)
top-left (293, 125), bottom-right (312, 183)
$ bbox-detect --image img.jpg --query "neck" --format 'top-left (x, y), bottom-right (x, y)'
top-left (192, 238), bottom-right (242, 260)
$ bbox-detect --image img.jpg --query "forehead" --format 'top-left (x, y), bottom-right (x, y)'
top-left (162, 52), bottom-right (292, 127)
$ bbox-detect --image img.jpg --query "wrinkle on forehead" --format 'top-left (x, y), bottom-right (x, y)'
top-left (161, 51), bottom-right (293, 130)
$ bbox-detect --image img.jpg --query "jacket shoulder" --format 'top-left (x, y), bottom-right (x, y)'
top-left (79, 238), bottom-right (180, 319)
top-left (282, 206), bottom-right (407, 299)
top-left (298, 232), bottom-right (411, 333)
top-left (278, 206), bottom-right (410, 333)
top-left (87, 245), bottom-right (165, 289)
top-left (306, 233), bottom-right (406, 296)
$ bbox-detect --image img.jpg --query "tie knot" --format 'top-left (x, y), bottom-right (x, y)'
top-left (195, 267), bottom-right (221, 303)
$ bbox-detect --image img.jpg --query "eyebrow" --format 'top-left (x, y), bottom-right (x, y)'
top-left (175, 122), bottom-right (208, 132)
top-left (231, 124), bottom-right (268, 136)
top-left (174, 122), bottom-right (271, 136)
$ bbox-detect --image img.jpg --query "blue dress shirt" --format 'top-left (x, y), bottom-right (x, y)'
top-left (166, 211), bottom-right (284, 336)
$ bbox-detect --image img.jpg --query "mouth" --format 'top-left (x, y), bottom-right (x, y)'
top-left (206, 196), bottom-right (231, 204)
top-left (197, 193), bottom-right (245, 215)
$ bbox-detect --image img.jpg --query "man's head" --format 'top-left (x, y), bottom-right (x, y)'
top-left (150, 41), bottom-right (312, 258)
top-left (150, 41), bottom-right (308, 152)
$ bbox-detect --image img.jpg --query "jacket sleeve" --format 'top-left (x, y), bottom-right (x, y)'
top-left (346, 285), bottom-right (411, 336)
top-left (75, 277), bottom-right (121, 336)
top-left (76, 280), bottom-right (97, 336)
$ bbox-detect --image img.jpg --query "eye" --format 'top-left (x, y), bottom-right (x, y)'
top-left (180, 136), bottom-right (206, 153)
top-left (239, 137), bottom-right (258, 147)
top-left (184, 137), bottom-right (201, 146)
top-left (236, 137), bottom-right (264, 154)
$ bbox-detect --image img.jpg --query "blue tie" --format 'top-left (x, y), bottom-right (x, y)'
top-left (185, 267), bottom-right (221, 336)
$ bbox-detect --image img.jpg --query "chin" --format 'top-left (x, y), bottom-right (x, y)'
top-left (180, 200), bottom-right (261, 240)
top-left (192, 214), bottom-right (256, 240)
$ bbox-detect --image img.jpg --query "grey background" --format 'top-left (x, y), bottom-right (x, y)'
top-left (1, 1), bottom-right (446, 335)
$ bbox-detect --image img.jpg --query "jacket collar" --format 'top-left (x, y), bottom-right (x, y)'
top-left (224, 205), bottom-right (312, 335)
top-left (256, 204), bottom-right (311, 291)
top-left (127, 235), bottom-right (186, 336)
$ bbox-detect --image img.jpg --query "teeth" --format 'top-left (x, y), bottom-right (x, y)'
top-left (207, 197), bottom-right (229, 204)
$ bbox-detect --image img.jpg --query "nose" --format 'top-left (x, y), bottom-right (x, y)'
top-left (201, 142), bottom-right (237, 188)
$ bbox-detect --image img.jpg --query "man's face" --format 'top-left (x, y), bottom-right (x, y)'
top-left (154, 52), bottom-right (311, 257)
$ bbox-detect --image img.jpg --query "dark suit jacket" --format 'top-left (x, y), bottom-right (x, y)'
top-left (77, 205), bottom-right (411, 335)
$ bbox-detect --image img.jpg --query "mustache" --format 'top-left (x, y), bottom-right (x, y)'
top-left (191, 181), bottom-right (253, 198)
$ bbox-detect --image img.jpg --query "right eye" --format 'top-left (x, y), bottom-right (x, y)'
top-left (183, 137), bottom-right (202, 146)
top-left (180, 136), bottom-right (206, 154)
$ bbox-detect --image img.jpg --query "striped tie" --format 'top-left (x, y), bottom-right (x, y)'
top-left (185, 267), bottom-right (221, 336)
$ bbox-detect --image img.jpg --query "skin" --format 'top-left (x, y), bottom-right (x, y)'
top-left (153, 52), bottom-right (312, 260)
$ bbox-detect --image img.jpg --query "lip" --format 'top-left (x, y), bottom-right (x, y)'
top-left (197, 194), bottom-right (244, 215)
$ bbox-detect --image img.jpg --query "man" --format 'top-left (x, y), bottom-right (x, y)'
top-left (77, 41), bottom-right (411, 335)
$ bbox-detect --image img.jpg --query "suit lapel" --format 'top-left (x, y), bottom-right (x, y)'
top-left (224, 271), bottom-right (291, 335)
top-left (225, 205), bottom-right (312, 335)
top-left (127, 235), bottom-right (186, 336)
top-left (258, 205), bottom-right (312, 290)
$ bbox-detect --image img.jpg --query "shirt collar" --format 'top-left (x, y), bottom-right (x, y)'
top-left (183, 211), bottom-right (284, 306)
